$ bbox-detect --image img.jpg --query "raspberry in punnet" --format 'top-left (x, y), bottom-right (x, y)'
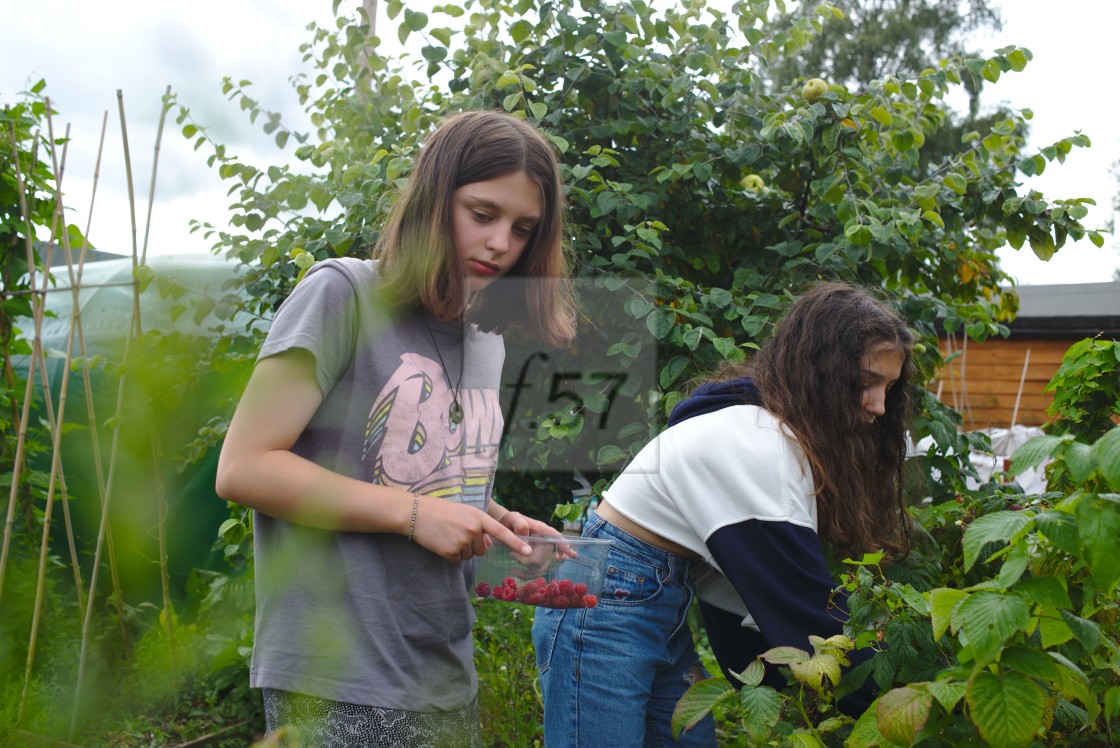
top-left (476, 576), bottom-right (599, 608)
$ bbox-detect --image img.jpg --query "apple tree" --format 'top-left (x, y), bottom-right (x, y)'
top-left (167, 0), bottom-right (1101, 514)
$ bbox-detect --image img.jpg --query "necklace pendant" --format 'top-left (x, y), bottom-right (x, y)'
top-left (449, 400), bottom-right (464, 424)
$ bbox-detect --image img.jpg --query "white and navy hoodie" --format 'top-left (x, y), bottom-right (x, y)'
top-left (601, 377), bottom-right (876, 714)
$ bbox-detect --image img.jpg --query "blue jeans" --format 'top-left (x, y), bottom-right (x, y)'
top-left (531, 513), bottom-right (717, 747)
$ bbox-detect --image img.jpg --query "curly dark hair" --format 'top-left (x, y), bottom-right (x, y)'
top-left (725, 282), bottom-right (914, 559)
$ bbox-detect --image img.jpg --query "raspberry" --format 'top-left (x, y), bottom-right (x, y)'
top-left (573, 583), bottom-right (588, 596)
top-left (474, 582), bottom-right (491, 597)
top-left (558, 579), bottom-right (574, 594)
top-left (551, 597), bottom-right (570, 609)
top-left (503, 577), bottom-right (518, 589)
top-left (582, 594), bottom-right (598, 608)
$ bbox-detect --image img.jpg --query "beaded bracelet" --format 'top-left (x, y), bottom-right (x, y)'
top-left (407, 498), bottom-right (419, 542)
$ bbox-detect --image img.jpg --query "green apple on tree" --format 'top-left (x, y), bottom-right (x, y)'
top-left (740, 174), bottom-right (766, 192)
top-left (801, 77), bottom-right (828, 102)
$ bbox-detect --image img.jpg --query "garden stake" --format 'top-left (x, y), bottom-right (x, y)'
top-left (70, 90), bottom-right (152, 740)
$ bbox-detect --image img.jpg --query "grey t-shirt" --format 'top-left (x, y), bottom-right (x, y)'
top-left (249, 257), bottom-right (506, 712)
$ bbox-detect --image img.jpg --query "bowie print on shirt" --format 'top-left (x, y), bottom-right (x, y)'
top-left (362, 352), bottom-right (501, 509)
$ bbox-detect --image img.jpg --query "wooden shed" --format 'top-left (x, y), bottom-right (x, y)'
top-left (932, 281), bottom-right (1120, 430)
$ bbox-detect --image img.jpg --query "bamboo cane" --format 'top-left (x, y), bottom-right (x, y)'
top-left (69, 90), bottom-right (148, 740)
top-left (31, 333), bottom-right (84, 609)
top-left (1008, 348), bottom-right (1031, 433)
top-left (960, 333), bottom-right (973, 429)
top-left (143, 85), bottom-right (180, 688)
top-left (20, 110), bottom-right (99, 724)
top-left (70, 111), bottom-right (133, 662)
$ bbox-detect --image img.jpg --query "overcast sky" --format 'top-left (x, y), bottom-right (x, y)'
top-left (2, 0), bottom-right (1117, 285)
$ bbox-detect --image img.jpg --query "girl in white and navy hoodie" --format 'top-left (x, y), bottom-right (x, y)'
top-left (533, 282), bottom-right (914, 747)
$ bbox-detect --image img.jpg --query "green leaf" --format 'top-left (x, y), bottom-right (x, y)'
top-left (1059, 609), bottom-right (1101, 652)
top-left (876, 686), bottom-right (933, 746)
top-left (966, 670), bottom-right (1047, 748)
top-left (962, 511), bottom-right (1032, 572)
top-left (646, 310), bottom-right (676, 340)
top-left (930, 587), bottom-right (968, 641)
top-left (844, 223), bottom-right (873, 245)
top-left (1033, 510), bottom-right (1079, 555)
top-left (870, 106), bottom-right (892, 126)
top-left (191, 296), bottom-right (218, 325)
top-left (956, 591), bottom-right (1030, 662)
top-left (1000, 646), bottom-right (1062, 681)
top-left (739, 686), bottom-right (782, 737)
top-left (922, 210), bottom-right (944, 229)
top-left (1064, 441), bottom-right (1098, 486)
top-left (133, 264), bottom-right (155, 293)
top-left (981, 58), bottom-right (1002, 83)
top-left (789, 653), bottom-right (841, 692)
top-left (659, 356), bottom-right (689, 389)
top-left (1095, 428), bottom-right (1120, 491)
top-left (1010, 434), bottom-right (1064, 473)
top-left (1049, 652), bottom-right (1095, 719)
top-left (683, 327), bottom-right (702, 351)
top-left (997, 542), bottom-right (1029, 588)
top-left (926, 679), bottom-right (967, 711)
top-left (733, 659), bottom-right (765, 687)
top-left (1038, 605), bottom-right (1074, 648)
top-left (405, 8), bottom-right (427, 30)
top-left (1012, 574), bottom-right (1071, 608)
top-left (595, 444), bottom-right (627, 465)
top-left (847, 699), bottom-right (885, 748)
top-left (1105, 686), bottom-right (1120, 721)
top-left (943, 173), bottom-right (967, 194)
top-left (760, 646), bottom-right (809, 665)
top-left (1007, 48), bottom-right (1030, 71)
top-left (671, 677), bottom-right (735, 739)
top-left (1075, 494), bottom-right (1120, 591)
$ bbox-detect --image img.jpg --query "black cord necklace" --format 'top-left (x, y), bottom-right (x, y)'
top-left (422, 313), bottom-right (465, 424)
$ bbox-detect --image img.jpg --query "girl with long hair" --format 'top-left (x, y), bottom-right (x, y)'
top-left (216, 109), bottom-right (575, 747)
top-left (533, 281), bottom-right (914, 747)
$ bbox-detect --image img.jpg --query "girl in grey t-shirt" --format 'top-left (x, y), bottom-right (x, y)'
top-left (216, 110), bottom-right (575, 747)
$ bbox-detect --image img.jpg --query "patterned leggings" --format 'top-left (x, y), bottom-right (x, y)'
top-left (262, 688), bottom-right (483, 748)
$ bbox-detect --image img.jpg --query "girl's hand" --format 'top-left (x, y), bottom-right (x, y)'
top-left (498, 510), bottom-right (560, 538)
top-left (500, 511), bottom-right (579, 564)
top-left (410, 495), bottom-right (532, 564)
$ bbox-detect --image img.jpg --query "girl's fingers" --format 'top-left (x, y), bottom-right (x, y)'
top-left (484, 516), bottom-right (533, 556)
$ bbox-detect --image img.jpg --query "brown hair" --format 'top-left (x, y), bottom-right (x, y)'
top-left (374, 110), bottom-right (575, 347)
top-left (728, 282), bottom-right (914, 558)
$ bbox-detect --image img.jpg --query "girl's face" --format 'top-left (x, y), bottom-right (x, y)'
top-left (451, 170), bottom-right (541, 293)
top-left (860, 342), bottom-right (905, 423)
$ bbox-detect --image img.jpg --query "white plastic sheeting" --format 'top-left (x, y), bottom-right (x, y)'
top-left (913, 423), bottom-right (1049, 496)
